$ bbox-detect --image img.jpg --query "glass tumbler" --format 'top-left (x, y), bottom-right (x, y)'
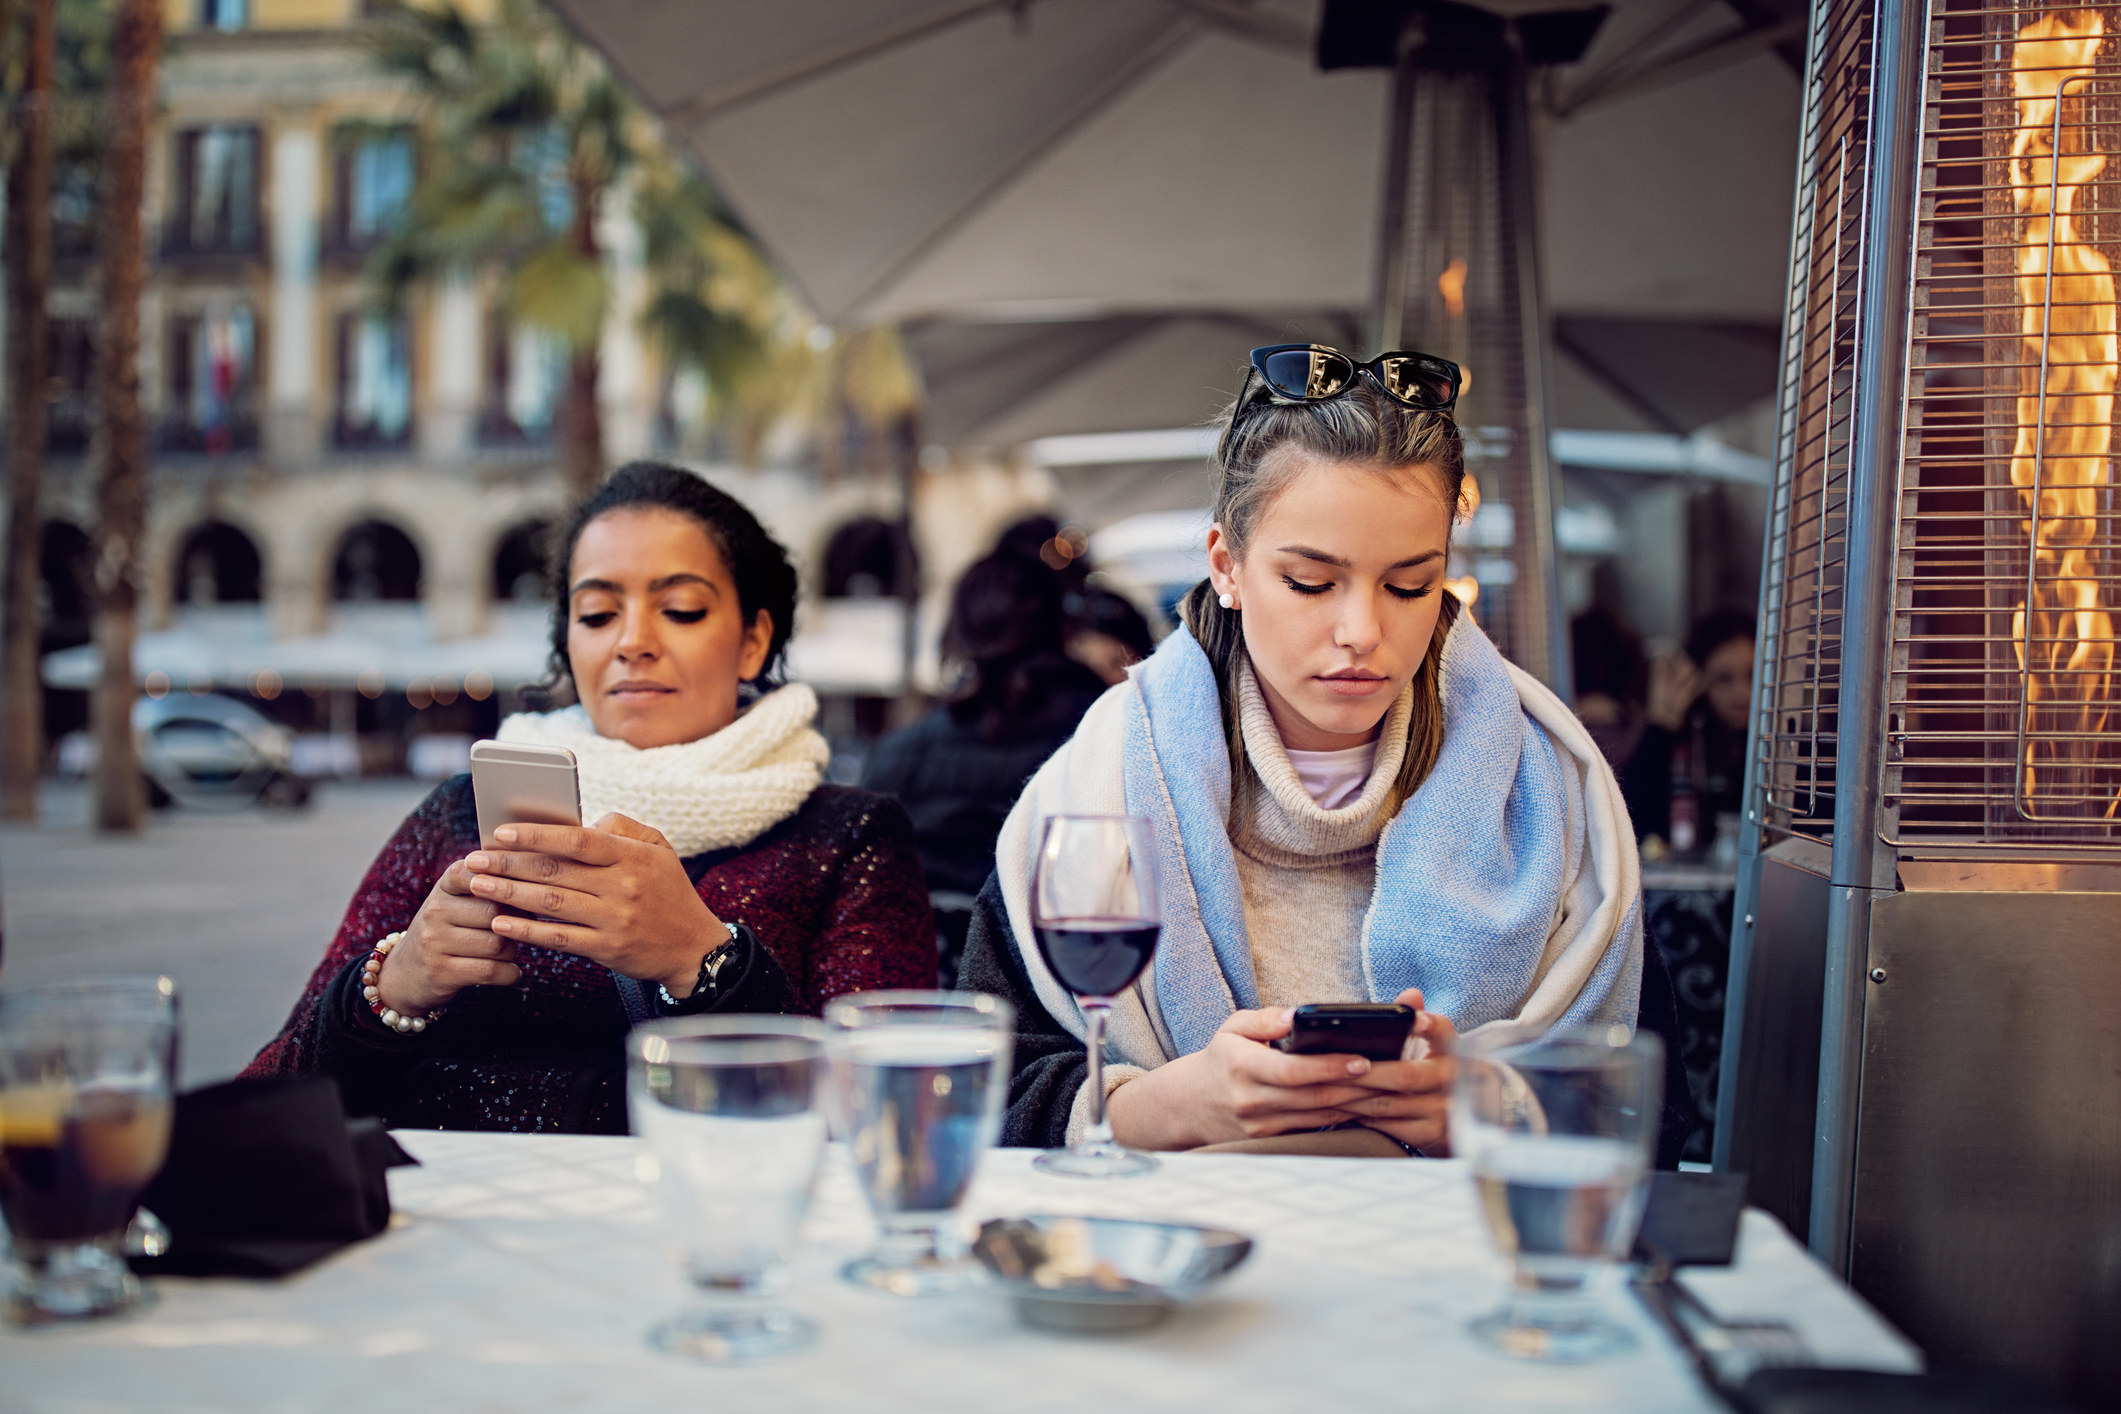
top-left (1452, 1023), bottom-right (1663, 1362)
top-left (3, 977), bottom-right (179, 1260)
top-left (0, 987), bottom-right (177, 1323)
top-left (826, 991), bottom-right (1013, 1295)
top-left (628, 1015), bottom-right (829, 1362)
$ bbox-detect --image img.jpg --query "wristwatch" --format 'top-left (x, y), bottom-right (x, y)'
top-left (657, 921), bottom-right (745, 1008)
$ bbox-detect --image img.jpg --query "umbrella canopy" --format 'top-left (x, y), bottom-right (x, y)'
top-left (551, 0), bottom-right (1801, 328)
top-left (551, 0), bottom-right (1805, 687)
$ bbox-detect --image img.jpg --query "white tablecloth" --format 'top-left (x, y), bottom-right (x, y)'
top-left (2, 1133), bottom-right (1919, 1412)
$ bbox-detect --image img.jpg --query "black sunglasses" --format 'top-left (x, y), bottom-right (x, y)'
top-left (1242, 343), bottom-right (1462, 413)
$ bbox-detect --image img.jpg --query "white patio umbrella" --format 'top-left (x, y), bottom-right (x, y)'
top-left (548, 0), bottom-right (1804, 686)
top-left (550, 0), bottom-right (1800, 328)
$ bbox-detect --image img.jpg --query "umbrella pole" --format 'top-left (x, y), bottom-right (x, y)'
top-left (1368, 49), bottom-right (1419, 354)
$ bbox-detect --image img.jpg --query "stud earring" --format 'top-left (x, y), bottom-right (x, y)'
top-left (1218, 593), bottom-right (1235, 610)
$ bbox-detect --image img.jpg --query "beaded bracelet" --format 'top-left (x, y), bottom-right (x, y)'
top-left (363, 932), bottom-right (442, 1034)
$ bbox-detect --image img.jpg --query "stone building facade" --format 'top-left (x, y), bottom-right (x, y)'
top-left (5, 0), bottom-right (1053, 760)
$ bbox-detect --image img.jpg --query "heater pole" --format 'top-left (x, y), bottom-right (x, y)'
top-left (1368, 44), bottom-right (1418, 354)
top-left (1811, 0), bottom-right (1928, 1275)
top-left (1497, 40), bottom-right (1570, 698)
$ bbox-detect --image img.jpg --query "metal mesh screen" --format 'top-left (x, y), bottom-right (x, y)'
top-left (1757, 0), bottom-right (1876, 846)
top-left (1758, 0), bottom-right (2121, 853)
top-left (1892, 0), bottom-right (2121, 849)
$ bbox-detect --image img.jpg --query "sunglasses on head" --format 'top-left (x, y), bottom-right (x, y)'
top-left (1242, 343), bottom-right (1462, 413)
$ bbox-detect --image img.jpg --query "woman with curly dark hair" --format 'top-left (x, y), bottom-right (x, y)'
top-left (246, 462), bottom-right (935, 1132)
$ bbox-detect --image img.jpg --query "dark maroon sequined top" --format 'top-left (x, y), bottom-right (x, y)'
top-left (244, 775), bottom-right (936, 1132)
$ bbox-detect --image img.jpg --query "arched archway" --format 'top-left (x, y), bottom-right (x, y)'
top-left (821, 516), bottom-right (918, 599)
top-left (331, 519), bottom-right (422, 602)
top-left (491, 519), bottom-right (553, 604)
top-left (39, 521), bottom-right (93, 649)
top-left (173, 520), bottom-right (263, 604)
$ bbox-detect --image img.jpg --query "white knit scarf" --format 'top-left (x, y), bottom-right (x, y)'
top-left (495, 683), bottom-right (829, 857)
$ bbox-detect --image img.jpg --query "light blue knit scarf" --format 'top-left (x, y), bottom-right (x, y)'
top-left (1118, 619), bottom-right (1638, 1057)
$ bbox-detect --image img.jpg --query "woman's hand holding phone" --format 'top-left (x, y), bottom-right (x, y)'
top-left (376, 861), bottom-right (523, 1016)
top-left (461, 813), bottom-right (729, 999)
top-left (1107, 1006), bottom-right (1386, 1151)
top-left (1333, 988), bottom-right (1458, 1154)
top-left (1105, 986), bottom-right (1457, 1153)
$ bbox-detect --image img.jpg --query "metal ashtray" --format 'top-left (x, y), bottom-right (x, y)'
top-left (972, 1216), bottom-right (1254, 1333)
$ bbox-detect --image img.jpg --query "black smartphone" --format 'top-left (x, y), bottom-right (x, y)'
top-left (1273, 1003), bottom-right (1417, 1061)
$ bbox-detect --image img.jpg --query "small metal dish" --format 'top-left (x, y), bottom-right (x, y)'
top-left (972, 1215), bottom-right (1254, 1333)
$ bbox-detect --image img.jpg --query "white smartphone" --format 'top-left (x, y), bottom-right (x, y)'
top-left (468, 741), bottom-right (582, 849)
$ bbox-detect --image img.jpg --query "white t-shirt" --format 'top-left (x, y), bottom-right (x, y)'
top-left (1282, 740), bottom-right (1382, 811)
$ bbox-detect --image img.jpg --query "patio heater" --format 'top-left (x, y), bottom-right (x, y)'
top-left (1719, 0), bottom-right (2121, 1394)
top-left (1324, 0), bottom-right (1597, 692)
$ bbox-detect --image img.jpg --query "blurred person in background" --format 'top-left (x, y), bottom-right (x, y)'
top-left (247, 463), bottom-right (934, 1132)
top-left (863, 551), bottom-right (1108, 985)
top-left (1622, 609), bottom-right (1757, 859)
top-left (1065, 585), bottom-right (1157, 686)
top-left (1569, 605), bottom-right (1649, 771)
top-left (993, 511), bottom-right (1159, 685)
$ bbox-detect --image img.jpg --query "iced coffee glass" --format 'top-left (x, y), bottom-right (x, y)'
top-left (0, 988), bottom-right (175, 1322)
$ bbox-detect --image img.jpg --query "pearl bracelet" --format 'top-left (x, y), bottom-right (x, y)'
top-left (363, 932), bottom-right (442, 1034)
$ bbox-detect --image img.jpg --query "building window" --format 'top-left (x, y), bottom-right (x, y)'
top-left (335, 128), bottom-right (413, 250)
top-left (51, 163), bottom-right (96, 261)
top-left (164, 306), bottom-right (259, 454)
top-left (199, 0), bottom-right (246, 30)
top-left (491, 520), bottom-right (552, 604)
top-left (822, 517), bottom-right (918, 599)
top-left (478, 313), bottom-right (564, 445)
top-left (334, 314), bottom-right (413, 449)
top-left (172, 126), bottom-right (260, 254)
top-left (332, 520), bottom-right (422, 602)
top-left (44, 318), bottom-right (95, 455)
top-left (173, 521), bottom-right (263, 605)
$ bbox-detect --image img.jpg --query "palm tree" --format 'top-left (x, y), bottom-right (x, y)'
top-left (88, 0), bottom-right (158, 833)
top-left (1, 0), bottom-right (56, 821)
top-left (368, 0), bottom-right (633, 495)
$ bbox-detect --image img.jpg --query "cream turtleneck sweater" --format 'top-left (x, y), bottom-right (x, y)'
top-left (1230, 659), bottom-right (1413, 1005)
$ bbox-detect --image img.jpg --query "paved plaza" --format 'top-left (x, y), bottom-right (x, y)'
top-left (0, 779), bottom-right (434, 1087)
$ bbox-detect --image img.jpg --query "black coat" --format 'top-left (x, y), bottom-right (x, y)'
top-left (862, 655), bottom-right (1108, 898)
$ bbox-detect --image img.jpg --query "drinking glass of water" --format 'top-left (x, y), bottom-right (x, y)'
top-left (826, 990), bottom-right (1013, 1295)
top-left (1452, 1024), bottom-right (1663, 1361)
top-left (0, 987), bottom-right (176, 1324)
top-left (1030, 814), bottom-right (1161, 1180)
top-left (627, 1015), bottom-right (829, 1362)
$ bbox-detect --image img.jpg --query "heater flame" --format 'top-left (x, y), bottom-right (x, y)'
top-left (2010, 9), bottom-right (2118, 814)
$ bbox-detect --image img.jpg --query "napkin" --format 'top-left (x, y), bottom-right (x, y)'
top-left (1737, 1367), bottom-right (2081, 1414)
top-left (129, 1076), bottom-right (417, 1278)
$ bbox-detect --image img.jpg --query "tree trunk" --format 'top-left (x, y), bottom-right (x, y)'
top-left (560, 343), bottom-right (601, 497)
top-left (1, 0), bottom-right (55, 821)
top-left (558, 168), bottom-right (604, 497)
top-left (88, 0), bottom-right (159, 834)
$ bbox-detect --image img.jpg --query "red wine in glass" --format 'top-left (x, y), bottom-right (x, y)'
top-left (1034, 920), bottom-right (1160, 999)
top-left (1031, 815), bottom-right (1162, 1179)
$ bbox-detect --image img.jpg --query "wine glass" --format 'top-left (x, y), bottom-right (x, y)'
top-left (826, 990), bottom-right (1013, 1295)
top-left (1030, 814), bottom-right (1161, 1180)
top-left (0, 987), bottom-right (177, 1323)
top-left (1451, 1024), bottom-right (1663, 1361)
top-left (627, 1016), bottom-right (829, 1363)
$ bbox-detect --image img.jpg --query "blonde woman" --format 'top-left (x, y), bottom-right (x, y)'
top-left (962, 346), bottom-right (1686, 1160)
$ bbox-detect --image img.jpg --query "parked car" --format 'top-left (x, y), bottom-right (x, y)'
top-left (134, 692), bottom-right (312, 811)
